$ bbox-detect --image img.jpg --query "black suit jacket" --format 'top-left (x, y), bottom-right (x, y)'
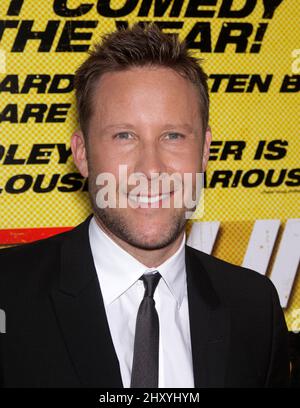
top-left (0, 216), bottom-right (290, 387)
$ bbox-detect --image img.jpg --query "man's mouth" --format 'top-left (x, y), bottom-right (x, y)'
top-left (127, 192), bottom-right (173, 205)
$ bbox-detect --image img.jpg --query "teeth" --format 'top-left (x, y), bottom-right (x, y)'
top-left (129, 194), bottom-right (170, 204)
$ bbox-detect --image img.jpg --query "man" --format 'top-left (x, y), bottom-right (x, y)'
top-left (0, 24), bottom-right (290, 388)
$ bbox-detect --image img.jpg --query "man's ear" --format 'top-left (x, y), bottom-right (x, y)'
top-left (71, 130), bottom-right (89, 178)
top-left (202, 126), bottom-right (212, 172)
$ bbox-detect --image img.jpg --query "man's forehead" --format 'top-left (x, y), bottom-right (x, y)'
top-left (94, 65), bottom-right (197, 94)
top-left (89, 66), bottom-right (203, 129)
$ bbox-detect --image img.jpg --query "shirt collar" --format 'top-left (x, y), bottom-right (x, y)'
top-left (89, 216), bottom-right (186, 308)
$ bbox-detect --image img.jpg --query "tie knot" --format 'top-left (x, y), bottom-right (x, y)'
top-left (140, 272), bottom-right (161, 298)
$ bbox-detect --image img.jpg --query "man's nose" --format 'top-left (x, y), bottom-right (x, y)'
top-left (134, 141), bottom-right (167, 178)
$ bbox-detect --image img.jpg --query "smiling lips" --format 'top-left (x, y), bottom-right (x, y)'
top-left (128, 192), bottom-right (174, 205)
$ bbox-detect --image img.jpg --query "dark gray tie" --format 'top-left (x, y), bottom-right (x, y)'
top-left (130, 272), bottom-right (161, 388)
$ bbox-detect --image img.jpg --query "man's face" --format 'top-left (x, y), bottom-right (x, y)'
top-left (72, 66), bottom-right (211, 250)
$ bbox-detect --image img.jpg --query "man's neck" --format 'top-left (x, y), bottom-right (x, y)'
top-left (93, 216), bottom-right (185, 268)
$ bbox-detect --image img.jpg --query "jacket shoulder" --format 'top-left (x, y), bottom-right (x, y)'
top-left (0, 227), bottom-right (76, 295)
top-left (0, 228), bottom-right (67, 264)
top-left (186, 245), bottom-right (278, 306)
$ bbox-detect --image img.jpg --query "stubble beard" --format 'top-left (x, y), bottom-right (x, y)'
top-left (88, 174), bottom-right (187, 251)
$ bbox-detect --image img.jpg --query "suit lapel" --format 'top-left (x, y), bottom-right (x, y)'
top-left (186, 245), bottom-right (230, 388)
top-left (49, 216), bottom-right (230, 388)
top-left (50, 216), bottom-right (123, 387)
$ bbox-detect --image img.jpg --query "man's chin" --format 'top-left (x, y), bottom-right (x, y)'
top-left (94, 207), bottom-right (186, 251)
top-left (119, 232), bottom-right (181, 251)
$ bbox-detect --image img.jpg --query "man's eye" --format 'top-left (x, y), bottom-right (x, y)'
top-left (115, 132), bottom-right (133, 140)
top-left (165, 133), bottom-right (184, 140)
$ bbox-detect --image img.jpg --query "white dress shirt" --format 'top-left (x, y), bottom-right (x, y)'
top-left (89, 216), bottom-right (194, 388)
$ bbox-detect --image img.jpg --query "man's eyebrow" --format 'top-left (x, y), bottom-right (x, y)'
top-left (101, 123), bottom-right (135, 131)
top-left (101, 123), bottom-right (194, 132)
top-left (162, 123), bottom-right (194, 132)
